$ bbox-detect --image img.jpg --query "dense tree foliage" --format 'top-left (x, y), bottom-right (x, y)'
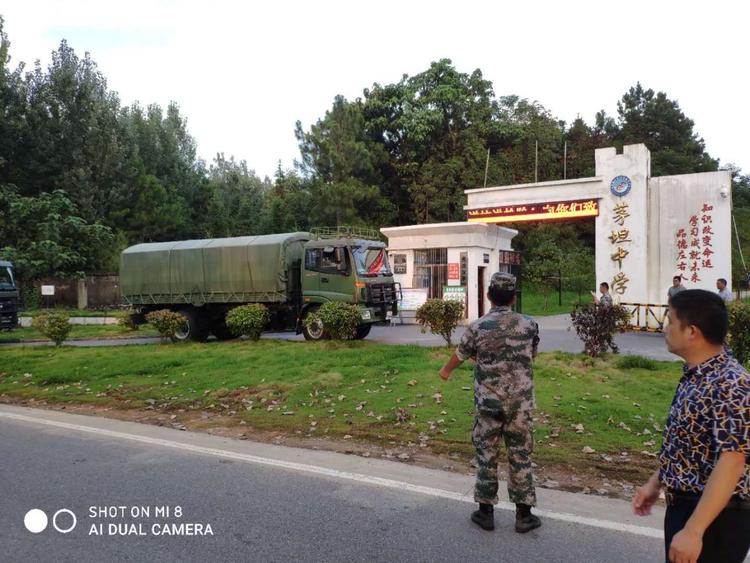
top-left (1, 17), bottom-right (746, 288)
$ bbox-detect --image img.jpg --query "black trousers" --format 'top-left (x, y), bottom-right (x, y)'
top-left (664, 503), bottom-right (750, 562)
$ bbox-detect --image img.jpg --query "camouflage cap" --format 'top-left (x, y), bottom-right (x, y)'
top-left (490, 272), bottom-right (516, 291)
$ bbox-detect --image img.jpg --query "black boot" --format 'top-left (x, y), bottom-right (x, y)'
top-left (515, 503), bottom-right (541, 533)
top-left (471, 503), bottom-right (495, 531)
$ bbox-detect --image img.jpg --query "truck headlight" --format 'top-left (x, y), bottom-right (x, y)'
top-left (361, 310), bottom-right (372, 320)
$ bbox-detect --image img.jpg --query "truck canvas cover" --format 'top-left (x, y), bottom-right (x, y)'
top-left (121, 233), bottom-right (310, 305)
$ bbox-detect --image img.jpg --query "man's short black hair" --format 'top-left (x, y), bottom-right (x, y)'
top-left (600, 282), bottom-right (609, 290)
top-left (718, 278), bottom-right (727, 285)
top-left (488, 287), bottom-right (515, 306)
top-left (669, 289), bottom-right (728, 345)
top-left (673, 275), bottom-right (682, 282)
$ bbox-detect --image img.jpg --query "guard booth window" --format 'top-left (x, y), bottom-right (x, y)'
top-left (413, 248), bottom-right (448, 299)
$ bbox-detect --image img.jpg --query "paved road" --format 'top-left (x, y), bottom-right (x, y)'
top-left (0, 315), bottom-right (679, 361)
top-left (0, 405), bottom-right (664, 563)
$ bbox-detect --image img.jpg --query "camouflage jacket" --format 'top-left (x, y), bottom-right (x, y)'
top-left (456, 306), bottom-right (539, 415)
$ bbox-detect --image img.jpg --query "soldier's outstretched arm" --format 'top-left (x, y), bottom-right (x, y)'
top-left (439, 353), bottom-right (463, 381)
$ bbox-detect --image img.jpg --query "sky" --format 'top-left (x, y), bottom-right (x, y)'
top-left (2, 0), bottom-right (748, 180)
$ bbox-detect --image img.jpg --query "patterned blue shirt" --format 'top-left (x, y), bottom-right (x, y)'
top-left (659, 349), bottom-right (750, 499)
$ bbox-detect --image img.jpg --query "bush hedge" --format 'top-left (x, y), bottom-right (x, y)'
top-left (570, 303), bottom-right (632, 357)
top-left (145, 309), bottom-right (185, 342)
top-left (415, 299), bottom-right (464, 347)
top-left (727, 300), bottom-right (750, 366)
top-left (32, 310), bottom-right (72, 346)
top-left (226, 304), bottom-right (270, 341)
top-left (304, 302), bottom-right (361, 340)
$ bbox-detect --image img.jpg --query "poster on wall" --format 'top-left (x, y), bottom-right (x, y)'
top-left (393, 254), bottom-right (407, 274)
top-left (442, 286), bottom-right (466, 303)
top-left (399, 288), bottom-right (428, 311)
top-left (443, 286), bottom-right (468, 318)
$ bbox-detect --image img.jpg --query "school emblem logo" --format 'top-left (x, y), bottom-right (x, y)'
top-left (610, 175), bottom-right (632, 197)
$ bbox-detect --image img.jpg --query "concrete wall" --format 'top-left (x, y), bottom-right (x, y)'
top-left (20, 275), bottom-right (121, 310)
top-left (648, 171), bottom-right (733, 300)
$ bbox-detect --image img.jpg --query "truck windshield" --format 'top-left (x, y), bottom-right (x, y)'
top-left (0, 267), bottom-right (15, 289)
top-left (352, 246), bottom-right (392, 277)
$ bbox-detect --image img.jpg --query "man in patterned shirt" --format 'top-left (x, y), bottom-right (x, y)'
top-left (594, 281), bottom-right (613, 307)
top-left (438, 272), bottom-right (541, 534)
top-left (632, 289), bottom-right (749, 563)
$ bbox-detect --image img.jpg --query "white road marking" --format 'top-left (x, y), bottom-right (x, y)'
top-left (1, 410), bottom-right (662, 539)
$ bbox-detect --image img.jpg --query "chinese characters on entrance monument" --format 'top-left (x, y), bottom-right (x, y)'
top-left (467, 199), bottom-right (599, 223)
top-left (610, 201), bottom-right (632, 295)
top-left (675, 203), bottom-right (714, 283)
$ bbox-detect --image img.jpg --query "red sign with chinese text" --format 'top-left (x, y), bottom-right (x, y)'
top-left (676, 203), bottom-right (714, 283)
top-left (448, 263), bottom-right (460, 280)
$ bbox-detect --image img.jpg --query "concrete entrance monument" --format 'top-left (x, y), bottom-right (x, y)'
top-left (464, 144), bottom-right (732, 329)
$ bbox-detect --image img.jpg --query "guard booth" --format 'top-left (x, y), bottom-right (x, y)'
top-left (381, 222), bottom-right (517, 323)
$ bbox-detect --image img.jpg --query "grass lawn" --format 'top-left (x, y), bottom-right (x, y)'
top-left (520, 290), bottom-right (587, 316)
top-left (0, 340), bottom-right (681, 479)
top-left (0, 324), bottom-right (158, 343)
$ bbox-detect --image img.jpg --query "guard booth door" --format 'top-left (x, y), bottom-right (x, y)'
top-left (477, 266), bottom-right (486, 317)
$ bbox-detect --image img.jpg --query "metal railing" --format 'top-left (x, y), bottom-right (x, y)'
top-left (620, 302), bottom-right (668, 332)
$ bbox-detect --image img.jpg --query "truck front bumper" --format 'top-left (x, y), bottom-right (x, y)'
top-left (358, 304), bottom-right (397, 324)
top-left (0, 312), bottom-right (18, 329)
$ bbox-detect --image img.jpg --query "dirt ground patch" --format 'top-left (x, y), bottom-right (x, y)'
top-left (4, 397), bottom-right (652, 501)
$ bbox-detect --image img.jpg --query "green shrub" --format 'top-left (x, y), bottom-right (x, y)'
top-left (570, 303), bottom-right (632, 357)
top-left (616, 355), bottom-right (658, 371)
top-left (117, 311), bottom-right (139, 331)
top-left (727, 300), bottom-right (750, 366)
top-left (415, 299), bottom-right (464, 347)
top-left (145, 309), bottom-right (185, 342)
top-left (304, 302), bottom-right (361, 340)
top-left (226, 304), bottom-right (270, 341)
top-left (19, 281), bottom-right (40, 310)
top-left (32, 310), bottom-right (72, 346)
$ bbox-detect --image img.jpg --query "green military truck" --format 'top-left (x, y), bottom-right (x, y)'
top-left (120, 228), bottom-right (400, 341)
top-left (0, 260), bottom-right (19, 330)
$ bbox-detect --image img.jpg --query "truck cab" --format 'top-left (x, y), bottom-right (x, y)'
top-left (299, 230), bottom-right (400, 340)
top-left (0, 261), bottom-right (19, 330)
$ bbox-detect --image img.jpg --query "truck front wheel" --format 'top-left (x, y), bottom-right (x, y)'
top-left (301, 308), bottom-right (326, 341)
top-left (354, 324), bottom-right (372, 339)
top-left (174, 309), bottom-right (209, 342)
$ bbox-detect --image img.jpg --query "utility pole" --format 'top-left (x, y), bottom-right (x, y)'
top-left (534, 141), bottom-right (538, 183)
top-left (564, 140), bottom-right (567, 180)
top-left (483, 147), bottom-right (490, 188)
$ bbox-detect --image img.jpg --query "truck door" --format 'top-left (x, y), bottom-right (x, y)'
top-left (303, 248), bottom-right (321, 293)
top-left (318, 247), bottom-right (352, 301)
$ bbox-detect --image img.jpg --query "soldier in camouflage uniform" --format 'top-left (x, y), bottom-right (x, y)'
top-left (439, 272), bottom-right (541, 533)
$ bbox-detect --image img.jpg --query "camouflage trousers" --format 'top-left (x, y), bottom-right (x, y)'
top-left (472, 408), bottom-right (536, 506)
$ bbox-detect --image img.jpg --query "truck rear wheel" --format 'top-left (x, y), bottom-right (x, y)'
top-left (211, 319), bottom-right (236, 341)
top-left (301, 308), bottom-right (327, 341)
top-left (174, 309), bottom-right (209, 342)
top-left (354, 324), bottom-right (372, 339)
